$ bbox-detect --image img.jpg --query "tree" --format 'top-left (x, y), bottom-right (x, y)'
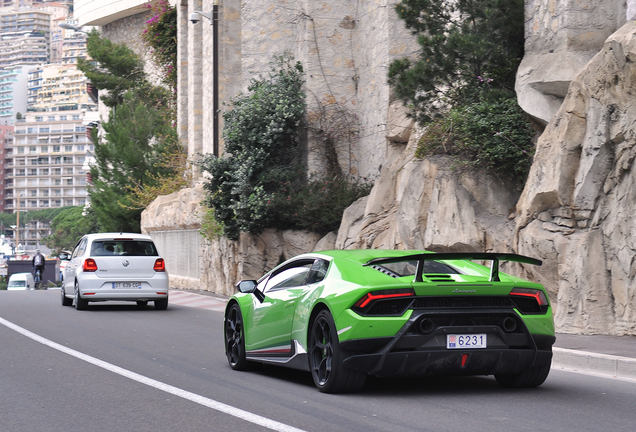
top-left (388, 0), bottom-right (525, 124)
top-left (43, 206), bottom-right (99, 253)
top-left (78, 29), bottom-right (185, 232)
top-left (89, 92), bottom-right (181, 232)
top-left (78, 30), bottom-right (147, 107)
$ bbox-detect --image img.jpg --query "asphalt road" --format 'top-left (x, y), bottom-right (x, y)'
top-left (1, 289), bottom-right (635, 432)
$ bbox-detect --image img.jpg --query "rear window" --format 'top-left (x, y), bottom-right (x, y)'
top-left (9, 280), bottom-right (26, 287)
top-left (90, 240), bottom-right (159, 257)
top-left (375, 260), bottom-right (460, 277)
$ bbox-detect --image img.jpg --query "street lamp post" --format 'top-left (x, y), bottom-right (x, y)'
top-left (190, 0), bottom-right (219, 157)
top-left (59, 23), bottom-right (88, 34)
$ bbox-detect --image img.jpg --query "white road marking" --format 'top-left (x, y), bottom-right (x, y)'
top-left (168, 291), bottom-right (228, 311)
top-left (0, 316), bottom-right (306, 432)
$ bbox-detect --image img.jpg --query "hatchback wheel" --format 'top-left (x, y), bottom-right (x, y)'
top-left (154, 298), bottom-right (168, 310)
top-left (61, 286), bottom-right (73, 306)
top-left (74, 282), bottom-right (88, 310)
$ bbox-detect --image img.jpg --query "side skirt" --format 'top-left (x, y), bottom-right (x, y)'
top-left (246, 340), bottom-right (310, 371)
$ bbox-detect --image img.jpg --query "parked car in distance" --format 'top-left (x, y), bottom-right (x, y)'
top-left (225, 249), bottom-right (555, 393)
top-left (61, 233), bottom-right (169, 310)
top-left (7, 272), bottom-right (35, 290)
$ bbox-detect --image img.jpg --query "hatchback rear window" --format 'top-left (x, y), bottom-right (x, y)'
top-left (90, 240), bottom-right (159, 257)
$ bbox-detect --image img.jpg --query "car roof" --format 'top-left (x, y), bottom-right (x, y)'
top-left (307, 249), bottom-right (430, 264)
top-left (82, 233), bottom-right (154, 241)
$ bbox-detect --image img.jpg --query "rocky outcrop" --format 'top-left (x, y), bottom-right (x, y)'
top-left (140, 1), bottom-right (636, 336)
top-left (515, 22), bottom-right (636, 335)
top-left (516, 0), bottom-right (628, 125)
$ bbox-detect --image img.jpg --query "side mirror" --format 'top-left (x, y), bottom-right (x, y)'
top-left (59, 253), bottom-right (70, 260)
top-left (235, 280), bottom-right (265, 303)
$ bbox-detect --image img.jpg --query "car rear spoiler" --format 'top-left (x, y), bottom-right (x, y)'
top-left (364, 253), bottom-right (542, 283)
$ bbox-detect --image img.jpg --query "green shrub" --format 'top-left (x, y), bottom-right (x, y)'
top-left (200, 53), bottom-right (372, 240)
top-left (416, 95), bottom-right (535, 181)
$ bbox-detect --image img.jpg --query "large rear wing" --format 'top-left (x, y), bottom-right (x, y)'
top-left (364, 252), bottom-right (542, 283)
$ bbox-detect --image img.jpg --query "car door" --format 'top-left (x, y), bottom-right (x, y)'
top-left (246, 259), bottom-right (315, 353)
top-left (63, 237), bottom-right (86, 291)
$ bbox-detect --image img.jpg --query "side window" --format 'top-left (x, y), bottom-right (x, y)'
top-left (71, 238), bottom-right (86, 259)
top-left (264, 263), bottom-right (313, 292)
top-left (306, 259), bottom-right (329, 284)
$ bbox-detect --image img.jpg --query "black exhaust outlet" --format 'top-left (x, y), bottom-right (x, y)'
top-left (419, 318), bottom-right (435, 334)
top-left (502, 316), bottom-right (517, 332)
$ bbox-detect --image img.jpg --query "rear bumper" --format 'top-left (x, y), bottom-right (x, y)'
top-left (80, 291), bottom-right (169, 302)
top-left (342, 346), bottom-right (553, 377)
top-left (340, 309), bottom-right (555, 377)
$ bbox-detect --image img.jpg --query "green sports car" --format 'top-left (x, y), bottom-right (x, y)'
top-left (224, 249), bottom-right (555, 393)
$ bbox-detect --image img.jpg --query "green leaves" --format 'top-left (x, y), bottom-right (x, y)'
top-left (416, 95), bottom-right (535, 181)
top-left (389, 0), bottom-right (525, 124)
top-left (77, 30), bottom-right (146, 107)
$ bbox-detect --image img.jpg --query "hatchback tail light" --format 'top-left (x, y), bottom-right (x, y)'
top-left (153, 258), bottom-right (166, 272)
top-left (83, 258), bottom-right (98, 272)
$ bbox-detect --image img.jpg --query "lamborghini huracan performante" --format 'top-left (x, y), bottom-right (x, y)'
top-left (224, 250), bottom-right (555, 393)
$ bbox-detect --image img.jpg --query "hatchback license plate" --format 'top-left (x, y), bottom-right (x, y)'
top-left (447, 334), bottom-right (487, 349)
top-left (112, 282), bottom-right (142, 289)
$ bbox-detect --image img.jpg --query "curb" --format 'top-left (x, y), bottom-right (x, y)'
top-left (553, 347), bottom-right (636, 381)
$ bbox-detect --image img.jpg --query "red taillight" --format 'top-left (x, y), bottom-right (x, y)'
top-left (83, 258), bottom-right (98, 272)
top-left (153, 258), bottom-right (165, 272)
top-left (353, 288), bottom-right (415, 309)
top-left (510, 287), bottom-right (548, 305)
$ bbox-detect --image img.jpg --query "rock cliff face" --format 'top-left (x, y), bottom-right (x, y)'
top-left (515, 22), bottom-right (636, 335)
top-left (142, 1), bottom-right (636, 336)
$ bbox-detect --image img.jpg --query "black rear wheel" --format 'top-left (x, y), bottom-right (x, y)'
top-left (61, 286), bottom-right (73, 306)
top-left (154, 298), bottom-right (168, 310)
top-left (74, 281), bottom-right (88, 310)
top-left (495, 361), bottom-right (551, 388)
top-left (308, 310), bottom-right (366, 393)
top-left (224, 303), bottom-right (252, 370)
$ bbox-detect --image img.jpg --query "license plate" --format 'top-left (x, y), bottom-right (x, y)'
top-left (447, 334), bottom-right (487, 349)
top-left (112, 282), bottom-right (142, 289)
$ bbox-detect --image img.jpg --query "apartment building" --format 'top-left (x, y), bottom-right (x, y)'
top-left (0, 64), bottom-right (28, 125)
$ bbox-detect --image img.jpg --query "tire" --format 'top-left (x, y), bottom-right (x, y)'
top-left (136, 300), bottom-right (149, 308)
top-left (308, 309), bottom-right (366, 393)
top-left (495, 361), bottom-right (552, 388)
top-left (74, 281), bottom-right (88, 310)
top-left (61, 286), bottom-right (73, 306)
top-left (224, 303), bottom-right (252, 371)
top-left (155, 298), bottom-right (168, 310)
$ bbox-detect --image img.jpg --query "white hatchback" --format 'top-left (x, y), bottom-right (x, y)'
top-left (61, 233), bottom-right (169, 310)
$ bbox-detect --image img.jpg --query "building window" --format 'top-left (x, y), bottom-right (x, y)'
top-left (64, 145), bottom-right (72, 152)
top-left (41, 145), bottom-right (48, 153)
top-left (53, 145), bottom-right (60, 152)
top-left (48, 116), bottom-right (55, 121)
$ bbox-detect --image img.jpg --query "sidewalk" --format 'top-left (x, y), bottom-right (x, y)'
top-left (553, 333), bottom-right (636, 381)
